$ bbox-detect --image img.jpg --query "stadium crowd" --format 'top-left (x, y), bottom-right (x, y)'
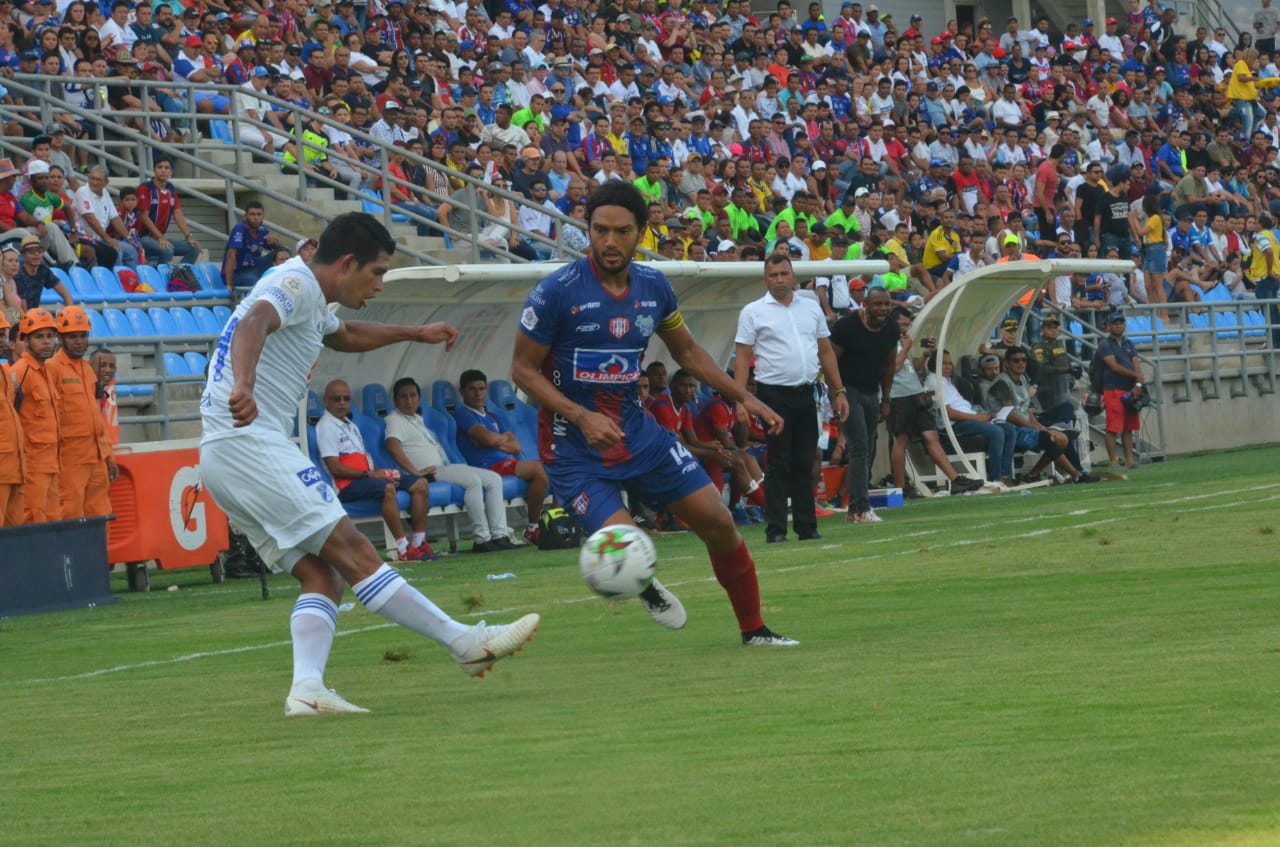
top-left (2, 0), bottom-right (1280, 313)
top-left (2, 0), bottom-right (1277, 535)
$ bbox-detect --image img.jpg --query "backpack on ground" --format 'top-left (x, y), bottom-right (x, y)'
top-left (536, 506), bottom-right (583, 550)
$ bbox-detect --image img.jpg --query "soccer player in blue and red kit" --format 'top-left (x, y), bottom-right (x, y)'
top-left (511, 182), bottom-right (799, 646)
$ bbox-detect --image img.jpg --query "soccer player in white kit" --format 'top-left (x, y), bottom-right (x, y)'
top-left (199, 213), bottom-right (539, 716)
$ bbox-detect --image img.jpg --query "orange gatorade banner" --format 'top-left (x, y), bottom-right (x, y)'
top-left (108, 446), bottom-right (229, 570)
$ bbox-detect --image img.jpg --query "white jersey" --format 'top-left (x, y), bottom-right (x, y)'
top-left (201, 257), bottom-right (340, 443)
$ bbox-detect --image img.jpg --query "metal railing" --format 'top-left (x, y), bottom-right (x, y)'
top-left (106, 334), bottom-right (215, 441)
top-left (4, 73), bottom-right (599, 266)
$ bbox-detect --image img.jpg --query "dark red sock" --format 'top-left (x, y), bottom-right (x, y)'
top-left (708, 540), bottom-right (764, 633)
top-left (747, 486), bottom-right (765, 508)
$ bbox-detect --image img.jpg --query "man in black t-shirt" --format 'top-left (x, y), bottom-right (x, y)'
top-left (13, 234), bottom-right (71, 310)
top-left (828, 286), bottom-right (899, 523)
top-left (1097, 166), bottom-right (1133, 259)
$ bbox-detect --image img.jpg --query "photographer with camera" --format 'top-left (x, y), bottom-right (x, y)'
top-left (1097, 311), bottom-right (1144, 470)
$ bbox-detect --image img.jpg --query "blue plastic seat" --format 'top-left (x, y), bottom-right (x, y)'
top-left (169, 306), bottom-right (199, 336)
top-left (306, 390), bottom-right (322, 425)
top-left (361, 188), bottom-right (411, 223)
top-left (212, 306), bottom-right (232, 325)
top-left (361, 383), bottom-right (391, 417)
top-left (65, 267), bottom-right (99, 303)
top-left (420, 406), bottom-right (469, 466)
top-left (39, 287), bottom-right (60, 305)
top-left (488, 379), bottom-right (518, 412)
top-left (1211, 310), bottom-right (1241, 339)
top-left (94, 268), bottom-right (143, 305)
top-left (125, 307), bottom-right (157, 336)
top-left (157, 263), bottom-right (174, 284)
top-left (148, 307), bottom-right (179, 336)
top-left (431, 379), bottom-right (459, 413)
top-left (64, 267), bottom-right (106, 304)
top-left (196, 263), bottom-right (230, 295)
top-left (208, 119), bottom-right (233, 143)
top-left (1202, 283), bottom-right (1233, 304)
top-left (191, 305), bottom-right (223, 334)
top-left (184, 351), bottom-right (208, 375)
top-left (137, 264), bottom-right (167, 294)
top-left (87, 308), bottom-right (110, 337)
top-left (163, 351), bottom-right (189, 376)
top-left (104, 308), bottom-right (132, 337)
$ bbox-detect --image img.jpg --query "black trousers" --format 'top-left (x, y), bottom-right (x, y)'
top-left (756, 382), bottom-right (819, 538)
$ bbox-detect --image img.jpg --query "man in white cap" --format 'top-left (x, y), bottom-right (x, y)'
top-left (18, 159), bottom-right (78, 269)
top-left (295, 236), bottom-right (317, 263)
top-left (234, 67), bottom-right (291, 155)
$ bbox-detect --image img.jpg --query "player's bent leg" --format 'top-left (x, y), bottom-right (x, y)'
top-left (515, 460), bottom-right (548, 526)
top-left (321, 518), bottom-right (539, 677)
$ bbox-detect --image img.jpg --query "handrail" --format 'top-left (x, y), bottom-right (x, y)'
top-left (6, 73), bottom-right (596, 265)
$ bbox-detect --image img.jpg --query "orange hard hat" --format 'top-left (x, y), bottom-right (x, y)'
top-left (19, 307), bottom-right (57, 336)
top-left (0, 310), bottom-right (9, 331)
top-left (56, 304), bottom-right (91, 334)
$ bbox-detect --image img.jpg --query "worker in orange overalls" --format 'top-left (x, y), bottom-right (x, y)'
top-left (90, 347), bottom-right (120, 444)
top-left (0, 310), bottom-right (26, 526)
top-left (11, 308), bottom-right (60, 523)
top-left (48, 305), bottom-right (115, 518)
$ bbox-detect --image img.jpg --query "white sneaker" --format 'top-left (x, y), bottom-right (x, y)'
top-left (639, 578), bottom-right (687, 630)
top-left (848, 508), bottom-right (883, 524)
top-left (449, 613), bottom-right (540, 678)
top-left (284, 681), bottom-right (370, 716)
top-left (741, 626), bottom-right (800, 647)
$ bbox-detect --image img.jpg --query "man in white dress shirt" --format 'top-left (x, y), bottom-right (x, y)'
top-left (733, 254), bottom-right (848, 544)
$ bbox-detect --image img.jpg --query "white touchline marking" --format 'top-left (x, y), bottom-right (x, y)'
top-left (12, 484), bottom-right (1277, 686)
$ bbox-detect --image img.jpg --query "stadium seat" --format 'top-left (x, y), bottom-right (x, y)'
top-left (137, 264), bottom-right (166, 293)
top-left (69, 267), bottom-right (100, 302)
top-left (163, 351), bottom-right (190, 376)
top-left (361, 188), bottom-right (411, 223)
top-left (196, 263), bottom-right (230, 295)
top-left (306, 390), bottom-right (322, 425)
top-left (361, 383), bottom-right (391, 417)
top-left (420, 406), bottom-right (469, 466)
top-left (39, 286), bottom-right (61, 305)
top-left (431, 379), bottom-right (459, 413)
top-left (512, 402), bottom-right (539, 462)
top-left (157, 263), bottom-right (173, 285)
top-left (1210, 310), bottom-right (1240, 339)
top-left (184, 351), bottom-right (208, 375)
top-left (93, 267), bottom-right (130, 303)
top-left (1202, 284), bottom-right (1233, 304)
top-left (191, 305), bottom-right (223, 335)
top-left (86, 308), bottom-right (110, 337)
top-left (488, 379), bottom-right (518, 411)
top-left (97, 268), bottom-right (146, 305)
top-left (103, 308), bottom-right (132, 337)
top-left (148, 307), bottom-right (178, 336)
top-left (212, 305), bottom-right (232, 325)
top-left (63, 267), bottom-right (104, 304)
top-left (1242, 310), bottom-right (1267, 339)
top-left (208, 119), bottom-right (233, 143)
top-left (170, 307), bottom-right (200, 335)
top-left (125, 307), bottom-right (157, 336)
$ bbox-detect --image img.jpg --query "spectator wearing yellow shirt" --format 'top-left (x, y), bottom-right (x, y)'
top-left (638, 201), bottom-right (669, 253)
top-left (1228, 49), bottom-right (1263, 143)
top-left (801, 221), bottom-right (831, 261)
top-left (923, 207), bottom-right (962, 285)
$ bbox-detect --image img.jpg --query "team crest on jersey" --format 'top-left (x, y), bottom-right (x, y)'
top-left (521, 307), bottom-right (538, 330)
top-left (609, 317), bottom-right (630, 338)
top-left (281, 276), bottom-right (302, 294)
top-left (635, 315), bottom-right (655, 337)
top-left (570, 492), bottom-right (590, 516)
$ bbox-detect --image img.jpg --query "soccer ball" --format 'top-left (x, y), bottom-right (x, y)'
top-left (578, 524), bottom-right (658, 600)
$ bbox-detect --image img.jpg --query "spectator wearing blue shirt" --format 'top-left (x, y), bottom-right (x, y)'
top-left (1155, 132), bottom-right (1186, 188)
top-left (222, 202), bottom-right (280, 291)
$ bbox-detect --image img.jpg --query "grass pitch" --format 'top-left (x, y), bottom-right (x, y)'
top-left (3, 447), bottom-right (1280, 847)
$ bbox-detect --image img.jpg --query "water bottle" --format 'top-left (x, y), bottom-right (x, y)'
top-left (487, 572), bottom-right (517, 581)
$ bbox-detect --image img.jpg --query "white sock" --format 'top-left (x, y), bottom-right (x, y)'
top-left (352, 564), bottom-right (468, 646)
top-left (395, 536), bottom-right (409, 555)
top-left (411, 531), bottom-right (426, 547)
top-left (290, 594), bottom-right (338, 687)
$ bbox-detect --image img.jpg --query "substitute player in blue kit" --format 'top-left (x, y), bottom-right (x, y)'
top-left (510, 182), bottom-right (799, 646)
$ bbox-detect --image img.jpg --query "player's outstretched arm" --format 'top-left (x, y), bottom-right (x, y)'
top-left (324, 320), bottom-right (459, 353)
top-left (229, 301), bottom-right (283, 427)
top-left (511, 332), bottom-right (623, 449)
